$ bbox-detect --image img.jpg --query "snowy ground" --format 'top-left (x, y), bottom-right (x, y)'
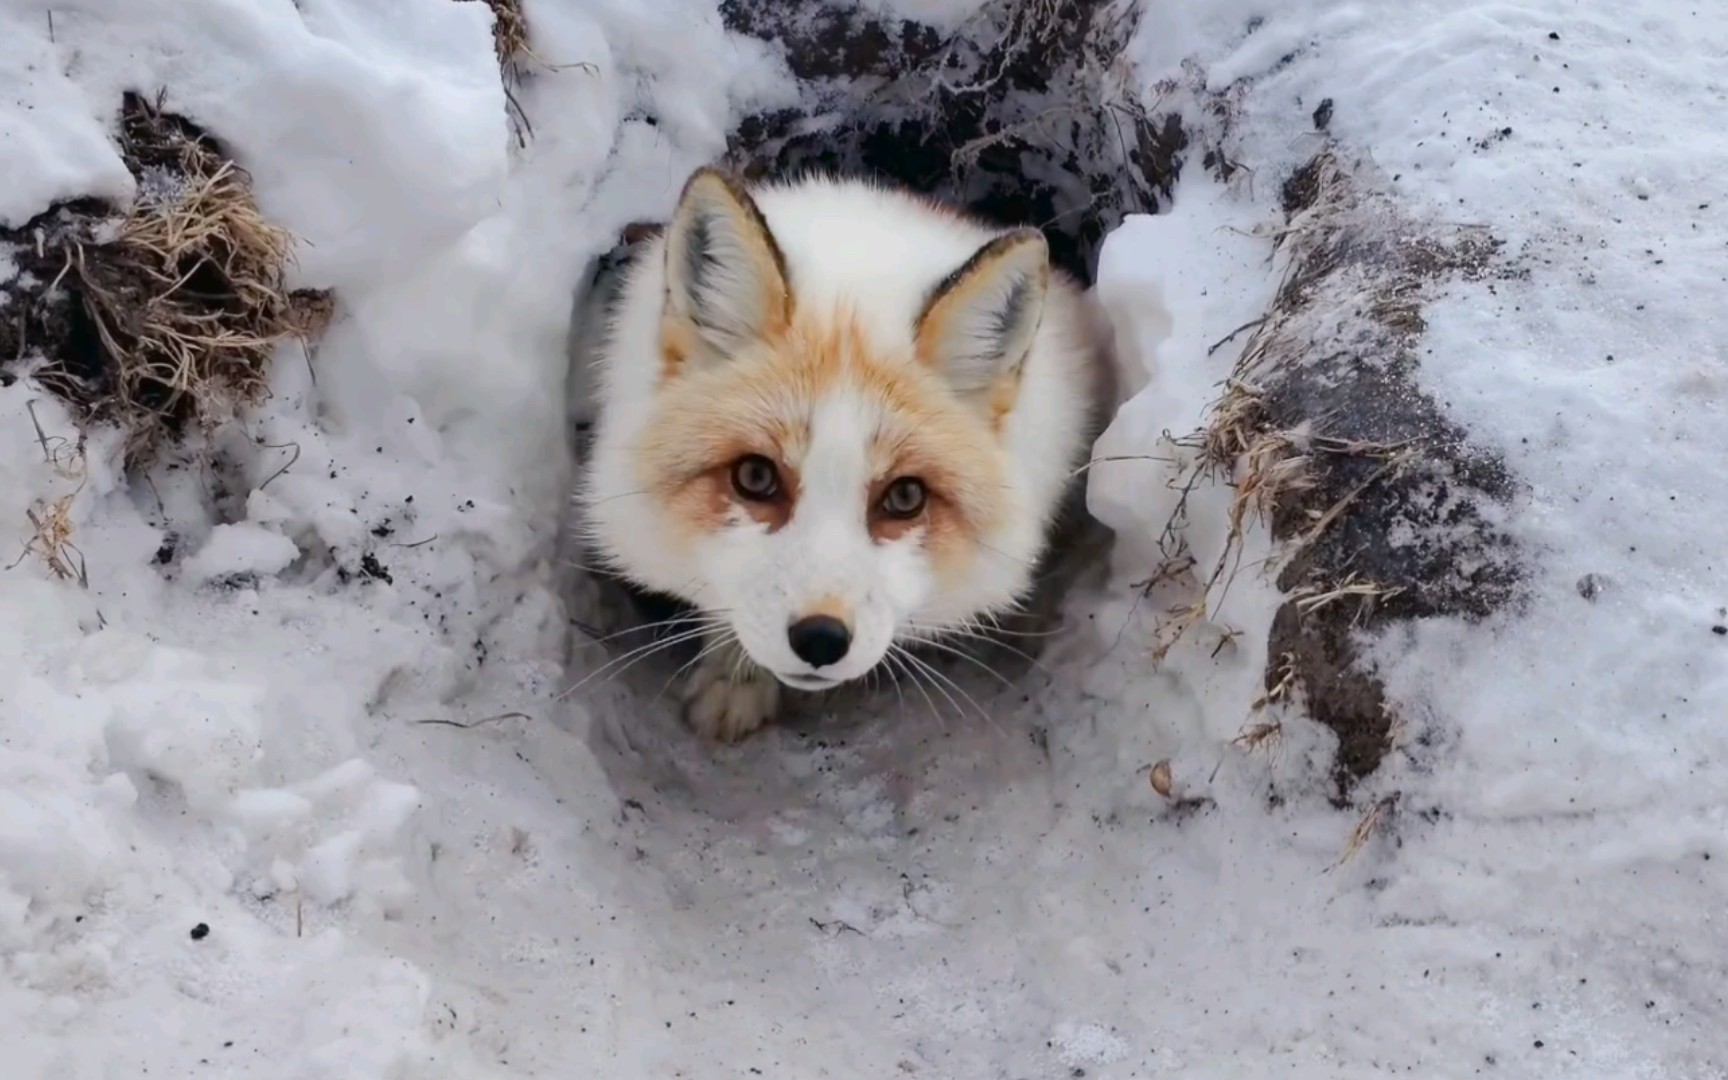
top-left (2, 0), bottom-right (1726, 1077)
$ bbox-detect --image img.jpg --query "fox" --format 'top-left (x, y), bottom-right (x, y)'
top-left (577, 166), bottom-right (1112, 742)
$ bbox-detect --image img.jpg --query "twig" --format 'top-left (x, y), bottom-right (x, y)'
top-left (1207, 316), bottom-right (1265, 356)
top-left (414, 711), bottom-right (530, 730)
top-left (257, 440), bottom-right (300, 489)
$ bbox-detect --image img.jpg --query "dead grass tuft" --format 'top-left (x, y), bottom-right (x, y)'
top-left (7, 93), bottom-right (324, 464)
top-left (1289, 572), bottom-right (1404, 626)
top-left (16, 493), bottom-right (87, 586)
top-left (8, 402), bottom-right (92, 586)
top-left (473, 0), bottom-right (533, 67)
top-left (1249, 651), bottom-right (1299, 713)
top-left (1329, 793), bottom-right (1398, 871)
top-left (284, 288), bottom-right (337, 341)
top-left (1137, 369), bottom-right (1320, 671)
top-left (1148, 597), bottom-right (1206, 666)
top-left (1135, 146), bottom-right (1521, 798)
top-left (1231, 720), bottom-right (1282, 753)
top-left (458, 0), bottom-right (600, 146)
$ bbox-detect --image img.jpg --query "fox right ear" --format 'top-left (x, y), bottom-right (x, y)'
top-left (914, 228), bottom-right (1049, 401)
top-left (661, 167), bottom-right (791, 370)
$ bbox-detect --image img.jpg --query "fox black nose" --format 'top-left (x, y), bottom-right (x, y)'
top-left (787, 615), bottom-right (851, 668)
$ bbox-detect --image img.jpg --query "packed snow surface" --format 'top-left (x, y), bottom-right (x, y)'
top-left (0, 0), bottom-right (1724, 1077)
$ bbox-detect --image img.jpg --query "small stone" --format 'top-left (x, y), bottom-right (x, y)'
top-left (1150, 759), bottom-right (1175, 798)
top-left (190, 923), bottom-right (210, 941)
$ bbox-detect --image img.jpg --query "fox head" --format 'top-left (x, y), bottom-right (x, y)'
top-left (589, 168), bottom-right (1058, 692)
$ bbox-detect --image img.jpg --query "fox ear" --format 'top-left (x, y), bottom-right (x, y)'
top-left (914, 228), bottom-right (1049, 399)
top-left (661, 167), bottom-right (791, 368)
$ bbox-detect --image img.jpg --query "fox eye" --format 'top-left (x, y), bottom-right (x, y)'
top-left (880, 476), bottom-right (927, 519)
top-left (731, 454), bottom-right (781, 500)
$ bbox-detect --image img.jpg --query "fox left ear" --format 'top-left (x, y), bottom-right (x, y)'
top-left (914, 228), bottom-right (1049, 401)
top-left (661, 167), bottom-right (791, 370)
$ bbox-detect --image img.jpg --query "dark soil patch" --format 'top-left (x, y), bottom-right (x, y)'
top-left (1247, 150), bottom-right (1525, 797)
top-left (719, 0), bottom-right (943, 81)
top-left (358, 552), bottom-right (394, 585)
top-left (718, 0), bottom-right (1185, 284)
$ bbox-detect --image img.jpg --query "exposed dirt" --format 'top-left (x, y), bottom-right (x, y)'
top-left (1250, 149), bottom-right (1524, 796)
top-left (0, 93), bottom-right (323, 463)
top-left (719, 0), bottom-right (1183, 285)
top-left (718, 0), bottom-right (943, 81)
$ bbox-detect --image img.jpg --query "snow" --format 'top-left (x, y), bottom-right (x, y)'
top-left (180, 523), bottom-right (301, 585)
top-left (1, 0), bottom-right (1725, 1077)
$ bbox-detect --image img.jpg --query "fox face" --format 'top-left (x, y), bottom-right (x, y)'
top-left (582, 168), bottom-right (1091, 703)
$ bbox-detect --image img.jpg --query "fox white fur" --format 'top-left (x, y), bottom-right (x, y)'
top-left (578, 168), bottom-right (1110, 741)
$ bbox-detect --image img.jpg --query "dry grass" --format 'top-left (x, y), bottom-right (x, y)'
top-left (950, 105), bottom-right (1082, 171)
top-left (8, 402), bottom-right (92, 586)
top-left (1249, 651), bottom-right (1299, 713)
top-left (458, 0), bottom-right (600, 146)
top-left (1148, 596), bottom-right (1206, 665)
top-left (1230, 720), bottom-right (1282, 753)
top-left (1291, 446), bottom-right (1416, 548)
top-left (1329, 793), bottom-right (1398, 871)
top-left (465, 0), bottom-right (535, 144)
top-left (1229, 426), bottom-right (1313, 540)
top-left (472, 0), bottom-right (532, 67)
top-left (13, 492), bottom-right (87, 586)
top-left (1289, 572), bottom-right (1403, 622)
top-left (1131, 204), bottom-right (1421, 765)
top-left (944, 0), bottom-right (1144, 172)
top-left (1138, 374), bottom-right (1316, 669)
top-left (27, 94), bottom-right (324, 463)
top-left (1136, 150), bottom-right (1433, 683)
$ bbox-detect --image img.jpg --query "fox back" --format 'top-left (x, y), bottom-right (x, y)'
top-left (579, 169), bottom-right (1109, 700)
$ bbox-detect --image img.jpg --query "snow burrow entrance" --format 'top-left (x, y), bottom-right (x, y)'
top-left (560, 0), bottom-right (1520, 813)
top-left (559, 0), bottom-right (1187, 800)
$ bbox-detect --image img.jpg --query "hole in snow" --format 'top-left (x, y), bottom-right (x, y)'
top-left (558, 0), bottom-right (1181, 810)
top-left (558, 0), bottom-right (1525, 813)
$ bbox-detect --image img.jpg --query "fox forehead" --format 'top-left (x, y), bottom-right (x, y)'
top-left (798, 394), bottom-right (882, 501)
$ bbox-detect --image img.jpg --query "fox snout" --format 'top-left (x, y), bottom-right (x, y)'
top-left (729, 589), bottom-right (885, 690)
top-left (785, 595), bottom-right (855, 671)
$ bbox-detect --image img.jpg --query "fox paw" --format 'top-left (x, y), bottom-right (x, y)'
top-left (681, 643), bottom-right (780, 743)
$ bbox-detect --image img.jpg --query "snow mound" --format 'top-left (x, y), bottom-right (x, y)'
top-left (0, 0), bottom-right (1724, 1076)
